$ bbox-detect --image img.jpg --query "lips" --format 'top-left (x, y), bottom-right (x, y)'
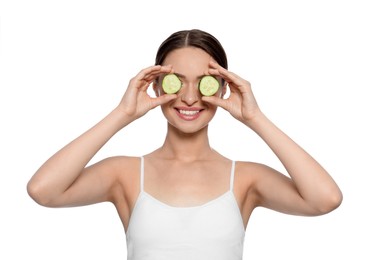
top-left (175, 107), bottom-right (203, 121)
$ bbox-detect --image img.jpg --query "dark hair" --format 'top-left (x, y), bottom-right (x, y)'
top-left (155, 29), bottom-right (228, 69)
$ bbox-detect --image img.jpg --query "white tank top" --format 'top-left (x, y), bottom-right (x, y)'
top-left (126, 157), bottom-right (245, 260)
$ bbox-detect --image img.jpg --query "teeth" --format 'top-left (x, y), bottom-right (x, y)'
top-left (179, 110), bottom-right (199, 116)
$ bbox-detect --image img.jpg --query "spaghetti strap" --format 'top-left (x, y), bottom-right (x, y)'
top-left (126, 158), bottom-right (245, 259)
top-left (230, 161), bottom-right (236, 191)
top-left (140, 156), bottom-right (145, 192)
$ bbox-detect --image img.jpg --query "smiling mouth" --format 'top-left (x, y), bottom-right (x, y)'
top-left (178, 109), bottom-right (200, 116)
top-left (174, 108), bottom-right (204, 120)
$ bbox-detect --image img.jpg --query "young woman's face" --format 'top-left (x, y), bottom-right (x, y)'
top-left (156, 47), bottom-right (222, 134)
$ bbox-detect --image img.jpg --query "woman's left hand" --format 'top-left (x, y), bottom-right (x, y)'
top-left (202, 60), bottom-right (262, 125)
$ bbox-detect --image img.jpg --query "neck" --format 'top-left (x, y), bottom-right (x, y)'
top-left (158, 123), bottom-right (213, 162)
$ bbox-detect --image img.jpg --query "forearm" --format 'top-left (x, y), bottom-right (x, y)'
top-left (27, 107), bottom-right (132, 203)
top-left (246, 112), bottom-right (342, 212)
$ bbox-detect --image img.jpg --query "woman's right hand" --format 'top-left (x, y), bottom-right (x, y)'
top-left (117, 65), bottom-right (177, 120)
top-left (27, 65), bottom-right (177, 207)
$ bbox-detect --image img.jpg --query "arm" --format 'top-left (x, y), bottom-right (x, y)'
top-left (27, 65), bottom-right (176, 207)
top-left (246, 114), bottom-right (342, 215)
top-left (204, 61), bottom-right (342, 216)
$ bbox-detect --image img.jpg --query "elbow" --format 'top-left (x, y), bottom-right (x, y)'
top-left (27, 179), bottom-right (54, 207)
top-left (330, 189), bottom-right (343, 211)
top-left (314, 188), bottom-right (343, 215)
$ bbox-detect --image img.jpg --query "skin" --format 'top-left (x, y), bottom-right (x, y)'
top-left (27, 47), bottom-right (343, 233)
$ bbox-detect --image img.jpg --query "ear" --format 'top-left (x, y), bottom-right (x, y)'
top-left (153, 80), bottom-right (162, 97)
top-left (221, 83), bottom-right (228, 98)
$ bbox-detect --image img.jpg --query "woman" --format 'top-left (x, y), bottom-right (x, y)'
top-left (27, 29), bottom-right (342, 259)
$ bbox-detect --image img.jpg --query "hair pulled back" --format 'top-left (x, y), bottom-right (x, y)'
top-left (155, 29), bottom-right (228, 69)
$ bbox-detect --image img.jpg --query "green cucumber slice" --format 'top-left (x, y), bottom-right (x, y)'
top-left (162, 74), bottom-right (182, 94)
top-left (199, 75), bottom-right (220, 96)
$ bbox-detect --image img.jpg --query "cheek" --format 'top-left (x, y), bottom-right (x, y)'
top-left (160, 102), bottom-right (173, 118)
top-left (210, 106), bottom-right (218, 114)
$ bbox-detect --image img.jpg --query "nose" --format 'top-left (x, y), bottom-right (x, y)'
top-left (180, 82), bottom-right (200, 106)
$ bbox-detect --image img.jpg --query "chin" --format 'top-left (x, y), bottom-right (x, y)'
top-left (167, 121), bottom-right (209, 135)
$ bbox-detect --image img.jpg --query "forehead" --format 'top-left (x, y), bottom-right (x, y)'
top-left (162, 47), bottom-right (212, 71)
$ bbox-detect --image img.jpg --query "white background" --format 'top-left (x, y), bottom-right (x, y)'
top-left (1, 0), bottom-right (368, 259)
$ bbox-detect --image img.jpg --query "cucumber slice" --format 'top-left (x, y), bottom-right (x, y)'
top-left (199, 75), bottom-right (220, 96)
top-left (162, 74), bottom-right (182, 94)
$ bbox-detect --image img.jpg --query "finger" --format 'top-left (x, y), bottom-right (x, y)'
top-left (209, 60), bottom-right (248, 88)
top-left (207, 61), bottom-right (223, 79)
top-left (209, 59), bottom-right (221, 68)
top-left (136, 65), bottom-right (172, 82)
top-left (143, 65), bottom-right (173, 81)
top-left (136, 66), bottom-right (173, 92)
top-left (209, 60), bottom-right (224, 71)
top-left (144, 68), bottom-right (172, 84)
top-left (227, 82), bottom-right (242, 94)
top-left (150, 94), bottom-right (177, 108)
top-left (201, 96), bottom-right (229, 111)
top-left (208, 68), bottom-right (221, 76)
top-left (128, 66), bottom-right (159, 92)
top-left (136, 65), bottom-right (161, 80)
top-left (208, 63), bottom-right (237, 86)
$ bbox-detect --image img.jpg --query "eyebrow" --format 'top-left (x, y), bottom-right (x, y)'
top-left (174, 72), bottom-right (205, 80)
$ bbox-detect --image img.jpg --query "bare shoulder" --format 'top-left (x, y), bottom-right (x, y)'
top-left (234, 161), bottom-right (270, 184)
top-left (104, 155), bottom-right (140, 187)
top-left (100, 155), bottom-right (140, 175)
top-left (234, 161), bottom-right (282, 206)
top-left (236, 160), bottom-right (288, 188)
top-left (235, 160), bottom-right (303, 212)
top-left (89, 155), bottom-right (141, 203)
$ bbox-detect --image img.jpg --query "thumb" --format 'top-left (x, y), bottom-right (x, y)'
top-left (151, 94), bottom-right (177, 108)
top-left (202, 96), bottom-right (228, 110)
